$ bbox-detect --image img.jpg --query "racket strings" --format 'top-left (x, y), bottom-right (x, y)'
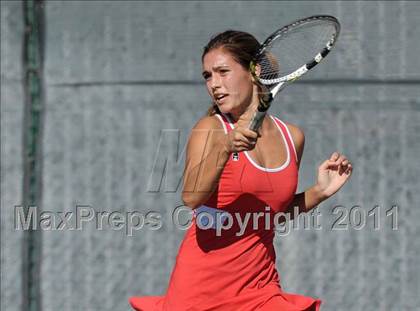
top-left (256, 21), bottom-right (337, 83)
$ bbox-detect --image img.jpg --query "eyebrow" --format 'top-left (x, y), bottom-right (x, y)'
top-left (202, 65), bottom-right (230, 77)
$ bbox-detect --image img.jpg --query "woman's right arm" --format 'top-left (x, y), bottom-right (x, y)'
top-left (181, 116), bottom-right (258, 209)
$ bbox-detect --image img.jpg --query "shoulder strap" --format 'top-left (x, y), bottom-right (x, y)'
top-left (216, 113), bottom-right (234, 133)
top-left (214, 114), bottom-right (228, 134)
top-left (271, 116), bottom-right (298, 164)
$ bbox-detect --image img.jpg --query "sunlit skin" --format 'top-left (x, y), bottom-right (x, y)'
top-left (197, 48), bottom-right (353, 211)
top-left (202, 47), bottom-right (261, 122)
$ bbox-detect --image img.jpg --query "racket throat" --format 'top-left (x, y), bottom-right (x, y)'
top-left (249, 82), bottom-right (284, 132)
top-left (270, 82), bottom-right (285, 97)
top-left (259, 81), bottom-right (285, 109)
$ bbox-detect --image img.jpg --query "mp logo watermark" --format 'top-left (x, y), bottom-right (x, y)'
top-left (14, 204), bottom-right (398, 237)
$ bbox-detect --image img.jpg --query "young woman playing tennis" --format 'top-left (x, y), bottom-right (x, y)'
top-left (130, 30), bottom-right (352, 311)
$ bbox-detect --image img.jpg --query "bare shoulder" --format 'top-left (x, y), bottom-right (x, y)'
top-left (282, 121), bottom-right (305, 166)
top-left (283, 121), bottom-right (305, 148)
top-left (192, 115), bottom-right (224, 131)
top-left (187, 115), bottom-right (225, 154)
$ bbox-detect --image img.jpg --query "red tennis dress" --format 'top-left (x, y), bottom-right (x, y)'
top-left (129, 113), bottom-right (322, 311)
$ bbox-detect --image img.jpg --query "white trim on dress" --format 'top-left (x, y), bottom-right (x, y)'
top-left (221, 113), bottom-right (290, 172)
top-left (273, 116), bottom-right (298, 163)
top-left (214, 114), bottom-right (228, 134)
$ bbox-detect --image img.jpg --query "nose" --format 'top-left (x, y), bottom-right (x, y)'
top-left (210, 74), bottom-right (221, 90)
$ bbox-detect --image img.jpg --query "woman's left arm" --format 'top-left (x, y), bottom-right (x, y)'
top-left (284, 123), bottom-right (353, 218)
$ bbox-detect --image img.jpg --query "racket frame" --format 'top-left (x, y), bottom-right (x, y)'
top-left (249, 15), bottom-right (340, 132)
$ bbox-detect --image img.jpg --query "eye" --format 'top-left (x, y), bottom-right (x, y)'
top-left (202, 72), bottom-right (211, 80)
top-left (220, 69), bottom-right (229, 75)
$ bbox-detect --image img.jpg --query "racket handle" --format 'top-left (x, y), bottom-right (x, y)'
top-left (249, 92), bottom-right (272, 132)
top-left (249, 109), bottom-right (267, 132)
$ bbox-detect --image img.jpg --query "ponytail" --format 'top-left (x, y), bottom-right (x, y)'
top-left (206, 104), bottom-right (221, 116)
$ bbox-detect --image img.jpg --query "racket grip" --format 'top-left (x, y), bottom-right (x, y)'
top-left (249, 109), bottom-right (267, 132)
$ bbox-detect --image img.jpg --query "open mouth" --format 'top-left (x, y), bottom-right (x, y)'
top-left (214, 94), bottom-right (228, 103)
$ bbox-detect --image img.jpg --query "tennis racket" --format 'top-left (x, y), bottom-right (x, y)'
top-left (248, 15), bottom-right (341, 132)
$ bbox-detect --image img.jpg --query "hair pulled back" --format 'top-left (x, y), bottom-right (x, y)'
top-left (202, 30), bottom-right (260, 116)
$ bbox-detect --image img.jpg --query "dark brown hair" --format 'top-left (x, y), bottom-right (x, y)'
top-left (202, 30), bottom-right (260, 116)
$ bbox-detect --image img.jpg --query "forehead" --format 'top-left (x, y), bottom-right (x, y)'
top-left (202, 48), bottom-right (237, 69)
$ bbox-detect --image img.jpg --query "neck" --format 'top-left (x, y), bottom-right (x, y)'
top-left (228, 102), bottom-right (256, 122)
top-left (228, 89), bottom-right (260, 123)
top-left (227, 99), bottom-right (273, 135)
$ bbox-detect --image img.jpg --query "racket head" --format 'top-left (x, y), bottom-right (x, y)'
top-left (251, 15), bottom-right (340, 90)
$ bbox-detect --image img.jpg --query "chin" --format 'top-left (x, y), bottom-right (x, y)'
top-left (217, 103), bottom-right (233, 115)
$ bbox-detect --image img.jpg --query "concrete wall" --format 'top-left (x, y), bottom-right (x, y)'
top-left (2, 1), bottom-right (420, 311)
top-left (1, 1), bottom-right (25, 311)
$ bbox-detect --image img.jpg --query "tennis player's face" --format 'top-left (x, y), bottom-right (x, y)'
top-left (202, 48), bottom-right (255, 115)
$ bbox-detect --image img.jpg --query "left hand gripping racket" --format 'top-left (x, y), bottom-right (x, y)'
top-left (249, 15), bottom-right (341, 132)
